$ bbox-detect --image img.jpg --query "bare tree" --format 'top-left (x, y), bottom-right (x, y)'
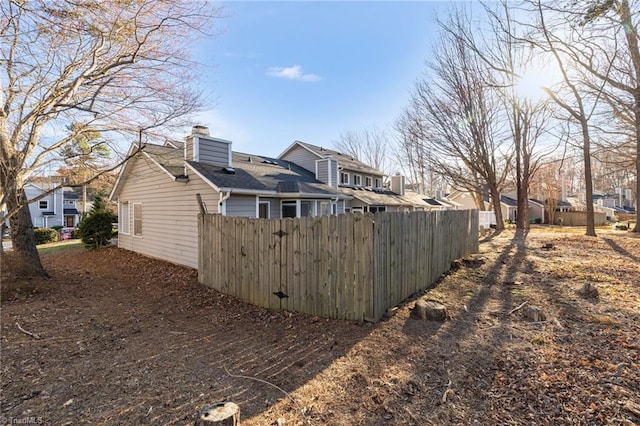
top-left (514, 0), bottom-right (613, 237)
top-left (332, 126), bottom-right (394, 176)
top-left (575, 0), bottom-right (640, 231)
top-left (394, 119), bottom-right (447, 196)
top-left (1, 0), bottom-right (222, 276)
top-left (442, 2), bottom-right (558, 230)
top-left (398, 14), bottom-right (513, 229)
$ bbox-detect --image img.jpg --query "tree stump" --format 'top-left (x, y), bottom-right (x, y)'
top-left (524, 305), bottom-right (546, 322)
top-left (195, 402), bottom-right (240, 426)
top-left (413, 299), bottom-right (447, 321)
top-left (577, 282), bottom-right (599, 299)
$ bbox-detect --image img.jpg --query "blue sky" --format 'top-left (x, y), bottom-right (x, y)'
top-left (192, 1), bottom-right (457, 157)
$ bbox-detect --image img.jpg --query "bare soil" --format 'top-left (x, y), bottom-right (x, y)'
top-left (1, 228), bottom-right (639, 425)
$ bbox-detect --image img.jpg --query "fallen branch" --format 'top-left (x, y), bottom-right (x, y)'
top-left (16, 322), bottom-right (40, 339)
top-left (509, 300), bottom-right (529, 315)
top-left (442, 388), bottom-right (453, 403)
top-left (223, 365), bottom-right (298, 408)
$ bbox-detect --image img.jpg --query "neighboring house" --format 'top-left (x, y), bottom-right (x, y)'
top-left (24, 183), bottom-right (64, 228)
top-left (23, 183), bottom-right (82, 228)
top-left (278, 141), bottom-right (427, 212)
top-left (446, 189), bottom-right (481, 210)
top-left (110, 126), bottom-right (352, 268)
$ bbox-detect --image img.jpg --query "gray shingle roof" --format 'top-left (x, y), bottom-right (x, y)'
top-left (292, 141), bottom-right (384, 176)
top-left (143, 144), bottom-right (345, 197)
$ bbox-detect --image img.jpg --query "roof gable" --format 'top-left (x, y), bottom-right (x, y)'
top-left (279, 140), bottom-right (384, 177)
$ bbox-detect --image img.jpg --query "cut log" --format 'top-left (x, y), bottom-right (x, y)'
top-left (413, 299), bottom-right (447, 321)
top-left (523, 305), bottom-right (546, 322)
top-left (195, 402), bottom-right (240, 425)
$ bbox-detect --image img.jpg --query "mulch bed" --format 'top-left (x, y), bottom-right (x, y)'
top-left (1, 228), bottom-right (639, 425)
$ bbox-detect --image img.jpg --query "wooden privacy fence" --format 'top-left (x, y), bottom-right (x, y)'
top-left (198, 210), bottom-right (479, 321)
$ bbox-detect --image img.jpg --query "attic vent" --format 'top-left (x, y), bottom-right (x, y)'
top-left (223, 167), bottom-right (236, 174)
top-left (247, 156), bottom-right (252, 162)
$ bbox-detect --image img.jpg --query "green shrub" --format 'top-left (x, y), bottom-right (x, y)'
top-left (34, 227), bottom-right (59, 245)
top-left (78, 210), bottom-right (117, 249)
top-left (51, 225), bottom-right (63, 231)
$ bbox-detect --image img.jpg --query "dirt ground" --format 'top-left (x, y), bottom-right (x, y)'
top-left (1, 228), bottom-right (639, 425)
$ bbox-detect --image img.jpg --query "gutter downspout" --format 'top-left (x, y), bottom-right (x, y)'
top-left (219, 191), bottom-right (231, 215)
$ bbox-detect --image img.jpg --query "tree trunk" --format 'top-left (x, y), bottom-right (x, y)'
top-left (195, 402), bottom-right (240, 425)
top-left (581, 121), bottom-right (597, 237)
top-left (7, 190), bottom-right (46, 277)
top-left (490, 187), bottom-right (505, 230)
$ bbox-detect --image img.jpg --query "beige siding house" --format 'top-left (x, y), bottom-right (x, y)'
top-left (111, 127), bottom-right (352, 268)
top-left (111, 147), bottom-right (221, 268)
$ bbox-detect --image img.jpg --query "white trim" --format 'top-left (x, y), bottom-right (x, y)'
top-left (119, 200), bottom-right (131, 235)
top-left (258, 200), bottom-right (270, 219)
top-left (277, 140), bottom-right (323, 160)
top-left (109, 144), bottom-right (140, 201)
top-left (185, 163), bottom-right (222, 192)
top-left (132, 203), bottom-right (143, 237)
top-left (340, 171), bottom-right (350, 185)
top-left (142, 151), bottom-right (179, 180)
top-left (281, 199), bottom-right (298, 218)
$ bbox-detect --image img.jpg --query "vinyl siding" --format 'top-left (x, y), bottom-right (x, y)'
top-left (25, 185), bottom-right (64, 228)
top-left (329, 159), bottom-right (339, 188)
top-left (258, 197), bottom-right (281, 219)
top-left (316, 158), bottom-right (330, 185)
top-left (116, 155), bottom-right (220, 269)
top-left (280, 145), bottom-right (318, 173)
top-left (198, 136), bottom-right (230, 166)
top-left (226, 195), bottom-right (257, 217)
top-left (340, 166), bottom-right (383, 188)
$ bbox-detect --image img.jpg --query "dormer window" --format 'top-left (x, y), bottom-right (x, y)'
top-left (340, 172), bottom-right (350, 185)
top-left (375, 178), bottom-right (382, 188)
top-left (353, 175), bottom-right (362, 186)
top-left (365, 176), bottom-right (372, 187)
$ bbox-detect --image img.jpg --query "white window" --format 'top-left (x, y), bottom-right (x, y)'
top-left (340, 172), bottom-right (349, 185)
top-left (282, 201), bottom-right (297, 218)
top-left (353, 175), bottom-right (362, 186)
top-left (375, 178), bottom-right (382, 188)
top-left (365, 177), bottom-right (372, 187)
top-left (119, 201), bottom-right (130, 234)
top-left (39, 200), bottom-right (48, 210)
top-left (319, 201), bottom-right (330, 216)
top-left (300, 200), bottom-right (314, 217)
top-left (258, 201), bottom-right (270, 218)
top-left (369, 206), bottom-right (386, 213)
top-left (133, 203), bottom-right (142, 236)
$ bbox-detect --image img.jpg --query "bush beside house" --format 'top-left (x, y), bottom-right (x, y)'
top-left (78, 196), bottom-right (117, 249)
top-left (34, 228), bottom-right (59, 245)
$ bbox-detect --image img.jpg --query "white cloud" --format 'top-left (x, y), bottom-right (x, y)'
top-left (266, 65), bottom-right (321, 82)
